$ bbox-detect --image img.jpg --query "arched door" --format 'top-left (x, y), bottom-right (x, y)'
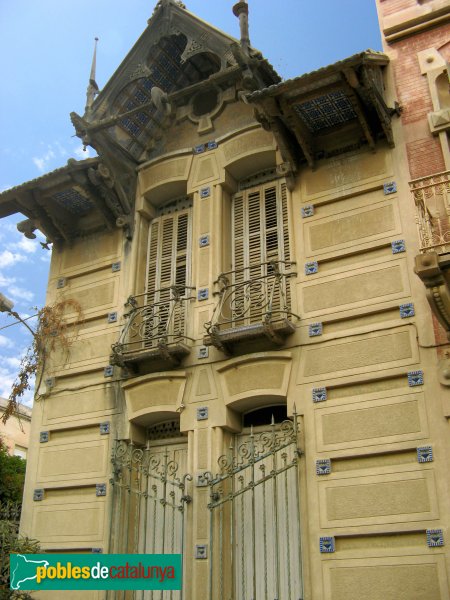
top-left (109, 421), bottom-right (191, 600)
top-left (206, 407), bottom-right (304, 600)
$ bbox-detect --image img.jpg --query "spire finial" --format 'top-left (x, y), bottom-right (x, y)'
top-left (85, 37), bottom-right (99, 117)
top-left (233, 1), bottom-right (250, 55)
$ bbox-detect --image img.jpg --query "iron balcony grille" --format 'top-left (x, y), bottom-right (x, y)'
top-left (111, 285), bottom-right (195, 367)
top-left (204, 260), bottom-right (297, 351)
top-left (203, 414), bottom-right (304, 600)
top-left (410, 170), bottom-right (450, 255)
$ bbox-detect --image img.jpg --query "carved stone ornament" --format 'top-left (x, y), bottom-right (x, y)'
top-left (429, 108), bottom-right (450, 134)
top-left (88, 165), bottom-right (123, 217)
top-left (129, 63), bottom-right (152, 81)
top-left (415, 252), bottom-right (450, 340)
top-left (152, 0), bottom-right (186, 16)
top-left (17, 219), bottom-right (37, 240)
top-left (181, 32), bottom-right (210, 63)
top-left (438, 357), bottom-right (450, 387)
top-left (181, 38), bottom-right (203, 61)
top-left (151, 86), bottom-right (172, 116)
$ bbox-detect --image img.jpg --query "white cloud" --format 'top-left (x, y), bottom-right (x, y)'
top-left (0, 365), bottom-right (15, 398)
top-left (73, 144), bottom-right (91, 159)
top-left (0, 335), bottom-right (14, 349)
top-left (0, 363), bottom-right (35, 406)
top-left (0, 356), bottom-right (23, 395)
top-left (0, 273), bottom-right (16, 287)
top-left (32, 148), bottom-right (55, 173)
top-left (0, 250), bottom-right (26, 268)
top-left (0, 222), bottom-right (19, 234)
top-left (29, 139), bottom-right (96, 175)
top-left (0, 185), bottom-right (12, 193)
top-left (32, 139), bottom-right (94, 173)
top-left (0, 222), bottom-right (39, 257)
top-left (55, 141), bottom-right (68, 157)
top-left (14, 237), bottom-right (38, 254)
top-left (8, 286), bottom-right (34, 303)
top-left (4, 356), bottom-right (21, 369)
top-left (22, 393), bottom-right (35, 407)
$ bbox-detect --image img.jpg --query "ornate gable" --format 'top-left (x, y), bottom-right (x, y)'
top-left (71, 1), bottom-right (279, 165)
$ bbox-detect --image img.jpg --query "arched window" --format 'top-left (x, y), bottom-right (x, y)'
top-left (243, 404), bottom-right (287, 427)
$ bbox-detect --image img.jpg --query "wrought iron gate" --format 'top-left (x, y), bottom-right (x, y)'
top-left (205, 414), bottom-right (303, 600)
top-left (109, 432), bottom-right (192, 600)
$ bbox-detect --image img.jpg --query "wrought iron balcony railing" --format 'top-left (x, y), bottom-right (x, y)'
top-left (111, 286), bottom-right (195, 368)
top-left (204, 261), bottom-right (297, 352)
top-left (410, 170), bottom-right (450, 255)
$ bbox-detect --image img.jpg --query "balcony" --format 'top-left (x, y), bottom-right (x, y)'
top-left (204, 261), bottom-right (297, 353)
top-left (411, 171), bottom-right (450, 340)
top-left (411, 170), bottom-right (450, 255)
top-left (110, 286), bottom-right (194, 371)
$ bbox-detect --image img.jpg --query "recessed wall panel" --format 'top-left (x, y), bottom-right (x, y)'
top-left (43, 387), bottom-right (117, 424)
top-left (305, 203), bottom-right (398, 255)
top-left (301, 261), bottom-right (408, 316)
top-left (301, 149), bottom-right (391, 201)
top-left (319, 470), bottom-right (438, 528)
top-left (325, 559), bottom-right (442, 600)
top-left (33, 502), bottom-right (104, 542)
top-left (316, 394), bottom-right (428, 451)
top-left (301, 329), bottom-right (415, 382)
top-left (61, 231), bottom-right (120, 271)
top-left (38, 440), bottom-right (108, 482)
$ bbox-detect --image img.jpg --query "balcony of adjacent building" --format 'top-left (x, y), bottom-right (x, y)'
top-left (110, 285), bottom-right (195, 373)
top-left (411, 170), bottom-right (450, 340)
top-left (204, 260), bottom-right (297, 354)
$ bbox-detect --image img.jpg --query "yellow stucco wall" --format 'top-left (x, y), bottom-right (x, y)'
top-left (19, 111), bottom-right (450, 599)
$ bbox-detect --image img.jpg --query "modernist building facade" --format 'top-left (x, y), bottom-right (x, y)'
top-left (0, 0), bottom-right (449, 598)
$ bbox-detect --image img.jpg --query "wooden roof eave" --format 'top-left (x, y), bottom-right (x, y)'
top-left (249, 55), bottom-right (394, 167)
top-left (0, 161), bottom-right (92, 224)
top-left (278, 97), bottom-right (315, 169)
top-left (32, 188), bottom-right (75, 243)
top-left (29, 189), bottom-right (70, 243)
top-left (0, 158), bottom-right (100, 209)
top-left (3, 188), bottom-right (64, 243)
top-left (340, 78), bottom-right (376, 150)
top-left (360, 65), bottom-right (396, 148)
top-left (254, 97), bottom-right (303, 173)
top-left (0, 158), bottom-right (125, 242)
top-left (247, 51), bottom-right (389, 103)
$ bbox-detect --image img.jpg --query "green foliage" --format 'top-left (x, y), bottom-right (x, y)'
top-left (0, 519), bottom-right (40, 600)
top-left (0, 441), bottom-right (26, 504)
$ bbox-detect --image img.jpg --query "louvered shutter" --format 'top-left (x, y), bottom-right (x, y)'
top-left (232, 181), bottom-right (290, 326)
top-left (145, 209), bottom-right (191, 347)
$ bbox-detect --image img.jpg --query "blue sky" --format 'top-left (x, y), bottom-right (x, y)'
top-left (0, 0), bottom-right (382, 403)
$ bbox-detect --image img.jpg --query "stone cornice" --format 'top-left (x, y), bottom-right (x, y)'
top-left (382, 1), bottom-right (450, 43)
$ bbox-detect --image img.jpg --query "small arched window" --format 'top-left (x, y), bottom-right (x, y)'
top-left (243, 404), bottom-right (287, 428)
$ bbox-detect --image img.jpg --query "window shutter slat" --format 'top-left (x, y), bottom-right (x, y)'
top-left (145, 208), bottom-right (191, 347)
top-left (232, 180), bottom-right (291, 326)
